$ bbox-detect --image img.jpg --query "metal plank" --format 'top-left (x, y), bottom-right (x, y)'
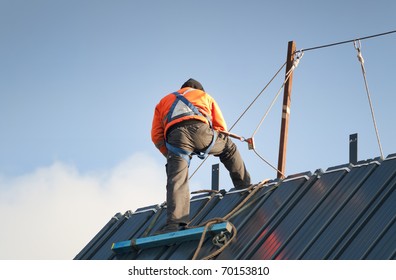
top-left (113, 208), bottom-right (168, 260)
top-left (165, 189), bottom-right (251, 260)
top-left (112, 222), bottom-right (232, 253)
top-left (132, 193), bottom-right (216, 260)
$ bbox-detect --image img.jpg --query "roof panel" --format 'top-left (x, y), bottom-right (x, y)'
top-left (300, 160), bottom-right (395, 259)
top-left (330, 160), bottom-right (396, 259)
top-left (365, 217), bottom-right (396, 260)
top-left (75, 212), bottom-right (135, 260)
top-left (75, 155), bottom-right (396, 260)
top-left (262, 169), bottom-right (348, 259)
top-left (230, 175), bottom-right (315, 260)
top-left (91, 206), bottom-right (160, 260)
top-left (249, 169), bottom-right (349, 259)
top-left (74, 212), bottom-right (123, 260)
top-left (335, 169), bottom-right (396, 259)
top-left (270, 169), bottom-right (349, 259)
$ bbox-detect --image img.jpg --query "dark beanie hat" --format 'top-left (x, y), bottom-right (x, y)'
top-left (181, 78), bottom-right (204, 91)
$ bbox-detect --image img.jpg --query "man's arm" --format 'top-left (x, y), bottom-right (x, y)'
top-left (151, 106), bottom-right (168, 157)
top-left (210, 98), bottom-right (228, 132)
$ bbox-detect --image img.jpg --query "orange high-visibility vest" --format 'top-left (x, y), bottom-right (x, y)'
top-left (151, 87), bottom-right (227, 156)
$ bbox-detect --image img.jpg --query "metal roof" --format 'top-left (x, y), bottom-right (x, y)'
top-left (74, 154), bottom-right (396, 260)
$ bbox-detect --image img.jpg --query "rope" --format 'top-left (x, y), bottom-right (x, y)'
top-left (191, 189), bottom-right (220, 195)
top-left (354, 40), bottom-right (384, 159)
top-left (188, 30), bottom-right (396, 179)
top-left (241, 52), bottom-right (303, 177)
top-left (189, 61), bottom-right (287, 180)
top-left (142, 206), bottom-right (164, 237)
top-left (229, 61), bottom-right (287, 132)
top-left (191, 180), bottom-right (269, 260)
top-left (251, 52), bottom-right (303, 139)
top-left (227, 179), bottom-right (283, 220)
top-left (223, 181), bottom-right (267, 220)
top-left (191, 217), bottom-right (237, 260)
top-left (188, 156), bottom-right (209, 180)
top-left (253, 148), bottom-right (286, 178)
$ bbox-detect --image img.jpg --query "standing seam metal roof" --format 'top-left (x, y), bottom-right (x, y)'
top-left (75, 154), bottom-right (396, 260)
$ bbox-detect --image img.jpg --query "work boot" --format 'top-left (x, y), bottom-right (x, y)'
top-left (153, 223), bottom-right (186, 235)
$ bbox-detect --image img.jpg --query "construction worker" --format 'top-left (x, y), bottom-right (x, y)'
top-left (151, 78), bottom-right (251, 234)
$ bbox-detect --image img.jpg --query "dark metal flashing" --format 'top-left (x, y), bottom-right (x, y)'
top-left (211, 163), bottom-right (220, 191)
top-left (349, 133), bottom-right (358, 164)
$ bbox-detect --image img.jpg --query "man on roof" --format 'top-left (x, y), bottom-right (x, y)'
top-left (151, 78), bottom-right (251, 234)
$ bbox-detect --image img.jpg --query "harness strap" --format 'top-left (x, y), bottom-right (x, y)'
top-left (166, 131), bottom-right (218, 166)
top-left (166, 91), bottom-right (217, 164)
top-left (167, 91), bottom-right (212, 126)
top-left (167, 92), bottom-right (203, 123)
top-left (166, 142), bottom-right (192, 165)
top-left (197, 130), bottom-right (218, 160)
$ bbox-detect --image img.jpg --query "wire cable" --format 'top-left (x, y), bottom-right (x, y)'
top-left (298, 29), bottom-right (396, 53)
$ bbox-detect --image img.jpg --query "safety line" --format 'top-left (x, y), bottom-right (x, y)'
top-left (251, 52), bottom-right (303, 139)
top-left (191, 180), bottom-right (269, 260)
top-left (297, 29), bottom-right (396, 53)
top-left (354, 40), bottom-right (385, 159)
top-left (240, 52), bottom-right (303, 178)
top-left (188, 156), bottom-right (208, 180)
top-left (189, 29), bottom-right (396, 180)
top-left (189, 61), bottom-right (288, 180)
top-left (229, 61), bottom-right (287, 132)
top-left (253, 148), bottom-right (286, 178)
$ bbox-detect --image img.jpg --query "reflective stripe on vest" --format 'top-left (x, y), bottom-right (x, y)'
top-left (167, 91), bottom-right (209, 124)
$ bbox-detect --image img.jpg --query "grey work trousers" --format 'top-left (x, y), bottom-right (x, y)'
top-left (165, 120), bottom-right (251, 225)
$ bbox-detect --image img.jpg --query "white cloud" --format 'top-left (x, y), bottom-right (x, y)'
top-left (0, 153), bottom-right (166, 260)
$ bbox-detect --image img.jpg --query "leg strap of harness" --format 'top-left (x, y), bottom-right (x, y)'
top-left (196, 130), bottom-right (218, 159)
top-left (165, 130), bottom-right (218, 166)
top-left (166, 142), bottom-right (192, 166)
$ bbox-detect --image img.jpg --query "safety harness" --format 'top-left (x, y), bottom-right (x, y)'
top-left (165, 91), bottom-right (217, 166)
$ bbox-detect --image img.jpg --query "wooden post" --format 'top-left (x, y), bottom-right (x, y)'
top-left (277, 41), bottom-right (296, 179)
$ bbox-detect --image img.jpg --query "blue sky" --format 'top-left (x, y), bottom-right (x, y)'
top-left (0, 0), bottom-right (395, 259)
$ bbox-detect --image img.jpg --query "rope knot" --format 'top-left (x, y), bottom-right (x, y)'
top-left (212, 232), bottom-right (229, 248)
